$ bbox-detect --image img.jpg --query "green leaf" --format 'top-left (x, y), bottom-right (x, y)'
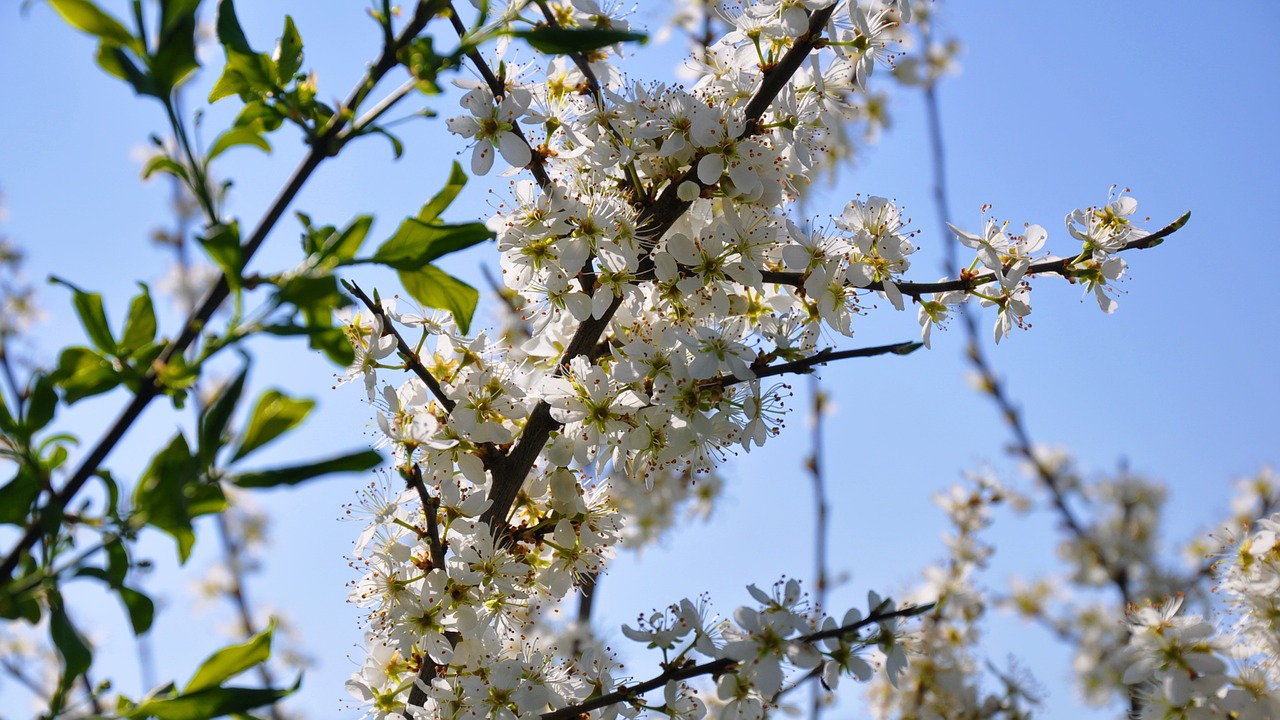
top-left (234, 100), bottom-right (285, 133)
top-left (275, 275), bottom-right (344, 310)
top-left (186, 622), bottom-right (274, 693)
top-left (419, 161), bottom-right (469, 223)
top-left (133, 433), bottom-right (200, 563)
top-left (232, 449), bottom-right (382, 488)
top-left (51, 276), bottom-right (116, 354)
top-left (0, 386), bottom-right (13, 434)
top-left (120, 284), bottom-right (157, 355)
top-left (0, 577), bottom-right (41, 622)
top-left (125, 684), bottom-right (293, 720)
top-left (208, 0), bottom-right (277, 103)
top-left (150, 0), bottom-right (200, 92)
top-left (198, 222), bottom-right (243, 289)
top-left (96, 43), bottom-right (160, 97)
top-left (198, 365), bottom-right (248, 470)
top-left (186, 481), bottom-right (228, 518)
top-left (74, 542), bottom-right (156, 635)
top-left (331, 215), bottom-right (373, 262)
top-left (0, 468), bottom-right (42, 525)
top-left (142, 155), bottom-right (191, 183)
top-left (511, 26), bottom-right (647, 55)
top-left (159, 0), bottom-right (202, 36)
top-left (398, 264), bottom-right (479, 334)
top-left (50, 0), bottom-right (136, 47)
top-left (230, 390), bottom-right (314, 462)
top-left (119, 586), bottom-right (156, 635)
top-left (24, 373), bottom-right (59, 432)
top-left (52, 346), bottom-right (120, 404)
top-left (49, 589), bottom-right (93, 701)
top-left (401, 36), bottom-right (448, 93)
top-left (372, 220), bottom-right (493, 270)
top-left (275, 16), bottom-right (303, 84)
top-left (208, 126), bottom-right (272, 161)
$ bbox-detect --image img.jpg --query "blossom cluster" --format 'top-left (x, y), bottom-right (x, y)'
top-left (340, 1), bottom-right (1169, 717)
top-left (1117, 510), bottom-right (1280, 718)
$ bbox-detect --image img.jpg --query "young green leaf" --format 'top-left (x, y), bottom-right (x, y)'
top-left (330, 215), bottom-right (374, 263)
top-left (198, 222), bottom-right (244, 289)
top-left (230, 390), bottom-right (315, 462)
top-left (133, 433), bottom-right (201, 562)
top-left (185, 621), bottom-right (275, 693)
top-left (198, 365), bottom-right (249, 470)
top-left (419, 161), bottom-right (469, 223)
top-left (119, 283), bottom-right (157, 355)
top-left (231, 449), bottom-right (383, 488)
top-left (0, 468), bottom-right (42, 526)
top-left (149, 0), bottom-right (200, 93)
top-left (275, 16), bottom-right (304, 84)
top-left (371, 220), bottom-right (493, 270)
top-left (23, 373), bottom-right (59, 433)
top-left (207, 126), bottom-right (272, 161)
top-left (214, 0), bottom-right (256, 56)
top-left (141, 155), bottom-right (192, 183)
top-left (123, 684), bottom-right (294, 720)
top-left (52, 346), bottom-right (121, 404)
top-left (208, 0), bottom-right (278, 102)
top-left (48, 589), bottom-right (93, 708)
top-left (49, 0), bottom-right (137, 48)
top-left (511, 26), bottom-right (647, 55)
top-left (96, 43), bottom-right (160, 97)
top-left (50, 276), bottom-right (116, 354)
top-left (397, 264), bottom-right (479, 334)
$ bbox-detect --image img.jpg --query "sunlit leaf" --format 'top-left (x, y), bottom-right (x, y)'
top-left (232, 449), bottom-right (382, 488)
top-left (511, 26), bottom-right (647, 54)
top-left (230, 390), bottom-right (315, 462)
top-left (398, 263), bottom-right (479, 334)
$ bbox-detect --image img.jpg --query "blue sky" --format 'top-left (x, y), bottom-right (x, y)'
top-left (1, 1), bottom-right (1278, 717)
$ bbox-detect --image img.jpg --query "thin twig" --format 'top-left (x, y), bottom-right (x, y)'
top-left (758, 212), bottom-right (1190, 297)
top-left (343, 280), bottom-right (456, 413)
top-left (915, 59), bottom-right (1143, 716)
top-left (540, 602), bottom-right (931, 720)
top-left (806, 374), bottom-right (829, 720)
top-left (715, 342), bottom-right (922, 387)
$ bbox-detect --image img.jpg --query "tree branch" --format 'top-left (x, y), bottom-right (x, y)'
top-left (540, 602), bottom-right (932, 720)
top-left (758, 211), bottom-right (1190, 297)
top-left (344, 280), bottom-right (456, 413)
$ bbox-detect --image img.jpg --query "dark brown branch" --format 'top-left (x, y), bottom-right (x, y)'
top-left (758, 211), bottom-right (1190, 297)
top-left (540, 602), bottom-right (932, 720)
top-left (344, 280), bottom-right (456, 413)
top-left (717, 342), bottom-right (922, 387)
top-left (0, 2), bottom-right (442, 585)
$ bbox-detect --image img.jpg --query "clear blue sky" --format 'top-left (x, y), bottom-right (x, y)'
top-left (1, 2), bottom-right (1278, 718)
